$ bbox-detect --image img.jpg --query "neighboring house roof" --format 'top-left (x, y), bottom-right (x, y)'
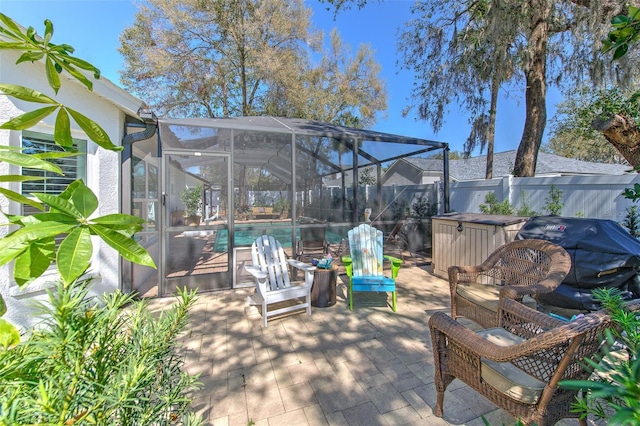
top-left (403, 150), bottom-right (629, 181)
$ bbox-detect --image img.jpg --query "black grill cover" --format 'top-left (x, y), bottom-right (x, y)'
top-left (516, 216), bottom-right (640, 310)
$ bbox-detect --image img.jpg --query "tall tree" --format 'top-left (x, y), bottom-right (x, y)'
top-left (398, 1), bottom-right (518, 179)
top-left (588, 6), bottom-right (640, 167)
top-left (322, 0), bottom-right (639, 177)
top-left (119, 0), bottom-right (386, 124)
top-left (544, 86), bottom-right (630, 164)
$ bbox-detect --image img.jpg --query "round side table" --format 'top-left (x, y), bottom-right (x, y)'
top-left (311, 264), bottom-right (337, 307)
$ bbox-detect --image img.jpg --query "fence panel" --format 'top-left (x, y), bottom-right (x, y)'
top-left (450, 179), bottom-right (507, 213)
top-left (451, 174), bottom-right (640, 220)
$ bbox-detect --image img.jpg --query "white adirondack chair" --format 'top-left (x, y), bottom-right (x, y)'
top-left (245, 235), bottom-right (316, 327)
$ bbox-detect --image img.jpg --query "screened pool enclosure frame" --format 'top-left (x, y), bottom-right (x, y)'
top-left (122, 116), bottom-right (449, 297)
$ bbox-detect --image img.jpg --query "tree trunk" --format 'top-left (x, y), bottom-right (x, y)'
top-left (513, 3), bottom-right (550, 177)
top-left (593, 113), bottom-right (640, 166)
top-left (485, 75), bottom-right (499, 179)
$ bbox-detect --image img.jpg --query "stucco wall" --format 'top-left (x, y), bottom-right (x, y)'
top-left (0, 50), bottom-right (141, 319)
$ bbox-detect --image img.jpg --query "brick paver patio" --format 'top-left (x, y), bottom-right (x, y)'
top-left (147, 262), bottom-right (595, 426)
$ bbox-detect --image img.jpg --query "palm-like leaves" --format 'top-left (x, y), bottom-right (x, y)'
top-left (1, 180), bottom-right (155, 286)
top-left (0, 12), bottom-right (156, 347)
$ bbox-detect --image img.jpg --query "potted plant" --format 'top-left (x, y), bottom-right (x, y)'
top-left (180, 185), bottom-right (202, 226)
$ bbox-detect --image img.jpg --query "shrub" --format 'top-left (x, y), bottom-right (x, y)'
top-left (622, 205), bottom-right (640, 238)
top-left (560, 288), bottom-right (640, 424)
top-left (479, 192), bottom-right (514, 215)
top-left (543, 184), bottom-right (564, 215)
top-left (0, 279), bottom-right (202, 424)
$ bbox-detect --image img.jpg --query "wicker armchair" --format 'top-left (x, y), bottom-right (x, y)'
top-left (449, 238), bottom-right (571, 328)
top-left (429, 297), bottom-right (640, 426)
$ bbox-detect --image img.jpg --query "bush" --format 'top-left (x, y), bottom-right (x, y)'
top-left (479, 192), bottom-right (514, 215)
top-left (543, 184), bottom-right (564, 215)
top-left (622, 205), bottom-right (640, 238)
top-left (0, 279), bottom-right (202, 424)
top-left (560, 288), bottom-right (640, 424)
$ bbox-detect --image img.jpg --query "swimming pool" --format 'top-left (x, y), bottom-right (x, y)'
top-left (214, 227), bottom-right (345, 252)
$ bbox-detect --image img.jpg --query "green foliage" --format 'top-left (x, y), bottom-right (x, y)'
top-left (622, 205), bottom-right (640, 238)
top-left (479, 192), bottom-right (514, 215)
top-left (623, 182), bottom-right (640, 203)
top-left (0, 179), bottom-right (155, 286)
top-left (560, 288), bottom-right (640, 425)
top-left (0, 279), bottom-right (202, 424)
top-left (358, 167), bottom-right (376, 186)
top-left (409, 195), bottom-right (436, 220)
top-left (515, 191), bottom-right (538, 217)
top-left (545, 86), bottom-right (630, 164)
top-left (0, 15), bottom-right (155, 353)
top-left (180, 185), bottom-right (203, 216)
top-left (543, 184), bottom-right (564, 215)
top-left (602, 6), bottom-right (640, 60)
top-left (120, 0), bottom-right (386, 126)
top-left (0, 13), bottom-right (118, 151)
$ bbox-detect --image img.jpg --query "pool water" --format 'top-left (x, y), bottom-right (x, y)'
top-left (214, 227), bottom-right (344, 252)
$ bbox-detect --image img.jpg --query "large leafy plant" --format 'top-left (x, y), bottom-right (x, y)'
top-left (0, 280), bottom-right (201, 424)
top-left (560, 288), bottom-right (640, 424)
top-left (0, 14), bottom-right (155, 344)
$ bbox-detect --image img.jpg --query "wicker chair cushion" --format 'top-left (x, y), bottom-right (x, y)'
top-left (477, 328), bottom-right (546, 404)
top-left (456, 283), bottom-right (537, 312)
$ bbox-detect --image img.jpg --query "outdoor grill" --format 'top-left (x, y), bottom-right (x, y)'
top-left (516, 216), bottom-right (640, 310)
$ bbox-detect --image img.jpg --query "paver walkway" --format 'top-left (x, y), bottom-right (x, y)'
top-left (146, 263), bottom-right (595, 426)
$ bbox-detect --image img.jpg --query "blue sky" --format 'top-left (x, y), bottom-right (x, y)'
top-left (0, 0), bottom-right (561, 155)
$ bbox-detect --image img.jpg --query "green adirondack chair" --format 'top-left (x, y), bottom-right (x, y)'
top-left (342, 224), bottom-right (403, 311)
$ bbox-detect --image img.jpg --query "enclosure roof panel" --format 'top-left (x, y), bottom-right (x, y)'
top-left (157, 116), bottom-right (447, 148)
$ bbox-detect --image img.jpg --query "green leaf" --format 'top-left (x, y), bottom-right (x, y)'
top-left (32, 192), bottom-right (82, 218)
top-left (43, 19), bottom-right (53, 45)
top-left (62, 55), bottom-right (101, 76)
top-left (0, 84), bottom-right (57, 104)
top-left (53, 58), bottom-right (93, 91)
top-left (20, 211), bottom-right (78, 225)
top-left (0, 42), bottom-right (29, 50)
top-left (614, 44), bottom-right (629, 60)
top-left (91, 213), bottom-right (146, 226)
top-left (0, 187), bottom-right (44, 210)
top-left (0, 105), bottom-right (59, 130)
top-left (0, 318), bottom-right (20, 349)
top-left (0, 221), bottom-right (75, 266)
top-left (57, 227), bottom-right (92, 285)
top-left (16, 51), bottom-right (44, 64)
top-left (89, 224), bottom-right (156, 268)
top-left (69, 181), bottom-right (98, 217)
top-left (0, 294), bottom-right (5, 316)
top-left (0, 175), bottom-right (43, 183)
top-left (45, 56), bottom-right (61, 94)
top-left (66, 108), bottom-right (122, 151)
top-left (612, 15), bottom-right (629, 26)
top-left (13, 238), bottom-right (55, 287)
top-left (0, 12), bottom-right (23, 35)
top-left (0, 150), bottom-right (63, 174)
top-left (33, 150), bottom-right (78, 160)
top-left (54, 108), bottom-right (72, 147)
top-left (57, 179), bottom-right (83, 201)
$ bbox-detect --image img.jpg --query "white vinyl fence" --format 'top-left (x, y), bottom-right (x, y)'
top-left (449, 174), bottom-right (640, 221)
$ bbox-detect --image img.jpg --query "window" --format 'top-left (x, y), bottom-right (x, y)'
top-left (21, 130), bottom-right (86, 214)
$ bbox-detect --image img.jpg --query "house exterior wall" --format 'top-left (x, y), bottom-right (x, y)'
top-left (1, 50), bottom-right (142, 322)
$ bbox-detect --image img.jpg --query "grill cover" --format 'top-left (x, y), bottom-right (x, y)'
top-left (516, 216), bottom-right (640, 310)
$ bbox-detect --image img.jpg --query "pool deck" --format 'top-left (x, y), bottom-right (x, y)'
top-left (146, 260), bottom-right (598, 426)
